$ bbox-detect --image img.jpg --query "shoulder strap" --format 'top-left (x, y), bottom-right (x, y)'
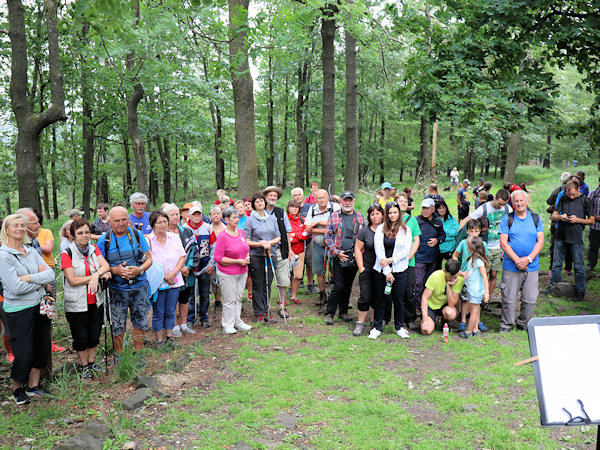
top-left (66, 247), bottom-right (73, 259)
top-left (129, 227), bottom-right (141, 250)
top-left (482, 203), bottom-right (488, 217)
top-left (105, 229), bottom-right (113, 255)
top-left (508, 211), bottom-right (539, 231)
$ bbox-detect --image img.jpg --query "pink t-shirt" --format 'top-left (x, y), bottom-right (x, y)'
top-left (148, 231), bottom-right (186, 288)
top-left (214, 229), bottom-right (250, 275)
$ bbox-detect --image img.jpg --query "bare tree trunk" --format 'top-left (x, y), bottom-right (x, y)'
top-left (543, 128), bottom-right (551, 168)
top-left (228, 0), bottom-right (258, 197)
top-left (504, 131), bottom-right (520, 182)
top-left (51, 126), bottom-right (58, 219)
top-left (418, 115), bottom-right (430, 180)
top-left (500, 132), bottom-right (508, 178)
top-left (156, 137), bottom-right (171, 202)
top-left (8, 0), bottom-right (66, 208)
top-left (282, 77), bottom-right (289, 187)
top-left (344, 7), bottom-right (359, 193)
top-left (295, 63), bottom-right (307, 187)
top-left (123, 137), bottom-right (132, 198)
top-left (320, 4), bottom-right (337, 193)
top-left (431, 120), bottom-right (438, 180)
top-left (379, 118), bottom-right (385, 184)
top-left (81, 21), bottom-right (94, 219)
top-left (266, 54), bottom-right (275, 186)
top-left (183, 145), bottom-right (189, 197)
top-left (148, 146), bottom-right (159, 205)
top-left (201, 56), bottom-right (225, 189)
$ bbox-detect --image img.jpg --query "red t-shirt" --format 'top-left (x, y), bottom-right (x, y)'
top-left (60, 246), bottom-right (103, 305)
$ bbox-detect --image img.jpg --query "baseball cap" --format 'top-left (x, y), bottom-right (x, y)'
top-left (421, 198), bottom-right (435, 208)
top-left (380, 182), bottom-right (393, 190)
top-left (463, 179), bottom-right (471, 185)
top-left (341, 191), bottom-right (355, 199)
top-left (188, 206), bottom-right (203, 215)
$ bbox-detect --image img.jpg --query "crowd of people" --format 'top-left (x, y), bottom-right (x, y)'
top-left (0, 170), bottom-right (597, 405)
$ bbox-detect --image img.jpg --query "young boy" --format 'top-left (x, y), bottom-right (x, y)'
top-left (453, 220), bottom-right (489, 332)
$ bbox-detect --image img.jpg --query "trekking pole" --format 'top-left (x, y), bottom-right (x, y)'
top-left (264, 250), bottom-right (271, 321)
top-left (267, 252), bottom-right (289, 330)
top-left (100, 278), bottom-right (115, 371)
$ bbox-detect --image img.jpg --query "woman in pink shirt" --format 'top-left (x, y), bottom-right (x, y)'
top-left (214, 206), bottom-right (252, 334)
top-left (148, 211), bottom-right (186, 347)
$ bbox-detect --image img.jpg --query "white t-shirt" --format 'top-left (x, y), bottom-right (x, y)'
top-left (470, 203), bottom-right (513, 249)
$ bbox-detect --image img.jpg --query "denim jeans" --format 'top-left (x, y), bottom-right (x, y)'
top-left (187, 272), bottom-right (211, 324)
top-left (551, 240), bottom-right (585, 293)
top-left (152, 288), bottom-right (179, 332)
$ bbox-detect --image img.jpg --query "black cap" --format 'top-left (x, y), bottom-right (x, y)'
top-left (340, 191), bottom-right (355, 199)
top-left (479, 177), bottom-right (485, 182)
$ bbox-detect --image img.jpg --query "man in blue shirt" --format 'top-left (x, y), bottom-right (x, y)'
top-left (128, 192), bottom-right (152, 235)
top-left (498, 190), bottom-right (544, 332)
top-left (98, 206), bottom-right (153, 356)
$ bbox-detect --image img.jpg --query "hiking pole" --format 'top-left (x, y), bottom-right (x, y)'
top-left (267, 252), bottom-right (289, 330)
top-left (264, 250), bottom-right (271, 322)
top-left (100, 278), bottom-right (115, 371)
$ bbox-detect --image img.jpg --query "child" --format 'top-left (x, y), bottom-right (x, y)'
top-left (453, 220), bottom-right (489, 332)
top-left (477, 216), bottom-right (490, 243)
top-left (460, 237), bottom-right (490, 338)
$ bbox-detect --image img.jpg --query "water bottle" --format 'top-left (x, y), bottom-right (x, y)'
top-left (442, 323), bottom-right (449, 343)
top-left (384, 281), bottom-right (392, 295)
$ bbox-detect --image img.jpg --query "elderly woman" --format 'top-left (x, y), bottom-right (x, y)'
top-left (61, 219), bottom-right (111, 378)
top-left (148, 211), bottom-right (186, 347)
top-left (209, 205), bottom-right (224, 309)
top-left (59, 219), bottom-right (74, 252)
top-left (245, 193), bottom-right (281, 323)
top-left (164, 203), bottom-right (198, 336)
top-left (214, 206), bottom-right (252, 333)
top-left (287, 199), bottom-right (308, 304)
top-left (0, 214), bottom-right (55, 404)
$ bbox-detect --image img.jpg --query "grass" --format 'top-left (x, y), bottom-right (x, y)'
top-left (2, 163), bottom-right (599, 448)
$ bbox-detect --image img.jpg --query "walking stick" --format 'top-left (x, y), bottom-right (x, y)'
top-left (267, 252), bottom-right (289, 330)
top-left (264, 250), bottom-right (271, 322)
top-left (100, 278), bottom-right (115, 371)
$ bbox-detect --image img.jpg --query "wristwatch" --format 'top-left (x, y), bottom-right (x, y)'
top-left (139, 268), bottom-right (145, 275)
top-left (527, 256), bottom-right (533, 264)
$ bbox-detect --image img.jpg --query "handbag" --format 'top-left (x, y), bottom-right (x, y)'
top-left (40, 294), bottom-right (58, 320)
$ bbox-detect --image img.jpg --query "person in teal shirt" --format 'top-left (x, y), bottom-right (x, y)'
top-left (435, 200), bottom-right (459, 269)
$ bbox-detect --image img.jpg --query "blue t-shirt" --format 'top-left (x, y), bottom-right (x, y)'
top-left (129, 212), bottom-right (152, 235)
top-left (465, 257), bottom-right (485, 298)
top-left (97, 228), bottom-right (150, 290)
top-left (455, 238), bottom-right (488, 272)
top-left (499, 211), bottom-right (544, 272)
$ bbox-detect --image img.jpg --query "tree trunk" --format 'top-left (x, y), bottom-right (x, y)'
top-left (8, 0), bottom-right (66, 208)
top-left (543, 129), bottom-right (551, 168)
top-left (266, 54), bottom-right (275, 186)
top-left (183, 145), bottom-right (189, 197)
top-left (503, 130), bottom-right (520, 183)
top-left (282, 77), bottom-right (289, 187)
top-left (148, 146), bottom-right (159, 205)
top-left (379, 118), bottom-right (385, 184)
top-left (294, 63), bottom-right (306, 187)
top-left (431, 120), bottom-right (438, 179)
top-left (344, 9), bottom-right (359, 193)
top-left (123, 137), bottom-right (132, 199)
top-left (228, 0), bottom-right (259, 197)
top-left (465, 147), bottom-right (472, 180)
top-left (500, 132), bottom-right (509, 178)
top-left (96, 151), bottom-right (109, 204)
top-left (201, 56), bottom-right (225, 190)
top-left (320, 4), bottom-right (337, 193)
top-left (80, 21), bottom-right (95, 219)
top-left (51, 126), bottom-right (58, 219)
top-left (156, 137), bottom-right (171, 202)
top-left (418, 115), bottom-right (430, 181)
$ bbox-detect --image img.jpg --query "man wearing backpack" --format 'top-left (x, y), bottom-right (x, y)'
top-left (97, 206), bottom-right (153, 359)
top-left (587, 177), bottom-right (600, 271)
top-left (498, 190), bottom-right (544, 332)
top-left (459, 189), bottom-right (512, 297)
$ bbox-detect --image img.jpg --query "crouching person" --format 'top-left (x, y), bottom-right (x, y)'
top-left (420, 259), bottom-right (464, 335)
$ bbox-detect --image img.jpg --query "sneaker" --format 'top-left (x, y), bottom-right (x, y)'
top-left (165, 337), bottom-right (179, 348)
top-left (172, 327), bottom-right (183, 337)
top-left (459, 331), bottom-right (473, 339)
top-left (407, 321), bottom-right (418, 331)
top-left (340, 313), bottom-right (353, 322)
top-left (396, 327), bottom-right (410, 339)
top-left (291, 297), bottom-right (302, 304)
top-left (25, 385), bottom-right (51, 396)
top-left (89, 363), bottom-right (102, 375)
top-left (256, 314), bottom-right (265, 323)
top-left (299, 280), bottom-right (305, 289)
top-left (248, 293), bottom-right (253, 301)
top-left (155, 338), bottom-right (165, 348)
top-left (6, 352), bottom-right (14, 363)
top-left (82, 365), bottom-right (93, 379)
top-left (236, 322), bottom-right (252, 331)
top-left (458, 322), bottom-right (467, 332)
top-left (471, 331), bottom-right (481, 338)
top-left (277, 300), bottom-right (290, 306)
top-left (368, 328), bottom-right (381, 340)
top-left (180, 324), bottom-right (196, 335)
top-left (498, 328), bottom-right (510, 334)
top-left (478, 322), bottom-right (488, 332)
top-left (352, 322), bottom-right (364, 336)
top-left (307, 284), bottom-right (319, 294)
top-left (223, 327), bottom-right (238, 334)
top-left (13, 387), bottom-right (30, 405)
top-left (201, 319), bottom-right (212, 328)
top-left (565, 270), bottom-right (572, 276)
top-left (324, 314), bottom-right (334, 325)
top-left (51, 341), bottom-right (66, 353)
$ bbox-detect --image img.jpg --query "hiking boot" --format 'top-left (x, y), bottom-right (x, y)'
top-left (155, 338), bottom-right (165, 348)
top-left (352, 322), bottom-right (364, 336)
top-left (498, 328), bottom-right (510, 334)
top-left (256, 314), bottom-right (265, 323)
top-left (299, 280), bottom-right (305, 289)
top-left (25, 385), bottom-right (51, 396)
top-left (307, 284), bottom-right (319, 294)
top-left (265, 311), bottom-right (278, 323)
top-left (458, 322), bottom-right (467, 332)
top-left (277, 300), bottom-right (290, 306)
top-left (573, 291), bottom-right (585, 302)
top-left (82, 365), bottom-right (93, 379)
top-left (201, 319), bottom-right (212, 328)
top-left (407, 321), bottom-right (418, 331)
top-left (89, 363), bottom-right (103, 375)
top-left (215, 301), bottom-right (222, 311)
top-left (13, 387), bottom-right (30, 405)
top-left (278, 309), bottom-right (289, 318)
top-left (316, 291), bottom-right (327, 306)
top-left (166, 336), bottom-right (180, 348)
top-left (324, 314), bottom-right (334, 325)
top-left (340, 313), bottom-right (353, 322)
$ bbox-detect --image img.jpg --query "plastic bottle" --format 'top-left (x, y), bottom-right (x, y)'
top-left (442, 323), bottom-right (449, 343)
top-left (384, 281), bottom-right (392, 295)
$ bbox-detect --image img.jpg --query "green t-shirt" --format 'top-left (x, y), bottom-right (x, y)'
top-left (425, 270), bottom-right (465, 310)
top-left (404, 214), bottom-right (421, 267)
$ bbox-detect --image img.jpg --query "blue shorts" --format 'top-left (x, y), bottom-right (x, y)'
top-left (468, 293), bottom-right (482, 305)
top-left (109, 284), bottom-right (149, 335)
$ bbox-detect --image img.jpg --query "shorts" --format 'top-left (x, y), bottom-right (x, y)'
top-left (304, 240), bottom-right (313, 272)
top-left (210, 271), bottom-right (218, 295)
top-left (451, 178), bottom-right (458, 187)
top-left (178, 284), bottom-right (193, 304)
top-left (489, 248), bottom-right (503, 272)
top-left (427, 304), bottom-right (447, 323)
top-left (312, 243), bottom-right (327, 275)
top-left (108, 285), bottom-right (149, 335)
top-left (275, 249), bottom-right (290, 287)
top-left (292, 252), bottom-right (305, 279)
top-left (467, 293), bottom-right (482, 305)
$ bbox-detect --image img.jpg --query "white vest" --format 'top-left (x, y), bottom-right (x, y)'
top-left (62, 242), bottom-right (105, 312)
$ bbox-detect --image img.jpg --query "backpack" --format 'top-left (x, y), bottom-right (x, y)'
top-left (104, 227), bottom-right (142, 259)
top-left (506, 211), bottom-right (540, 242)
top-left (481, 202), bottom-right (510, 217)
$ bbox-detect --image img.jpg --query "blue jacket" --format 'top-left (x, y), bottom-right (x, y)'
top-left (415, 215), bottom-right (446, 264)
